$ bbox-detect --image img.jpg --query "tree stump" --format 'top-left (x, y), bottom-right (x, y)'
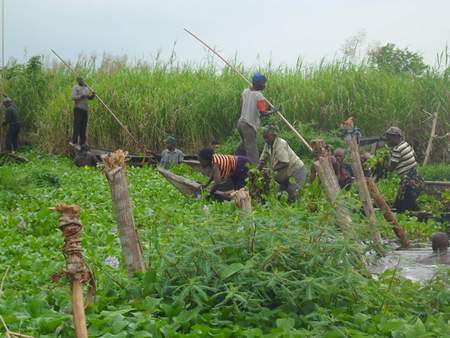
top-left (311, 139), bottom-right (352, 235)
top-left (103, 150), bottom-right (146, 276)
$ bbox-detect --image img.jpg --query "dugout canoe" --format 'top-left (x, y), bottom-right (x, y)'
top-left (157, 166), bottom-right (202, 196)
top-left (0, 152), bottom-right (29, 165)
top-left (70, 143), bottom-right (197, 166)
top-left (183, 159), bottom-right (211, 176)
top-left (157, 166), bottom-right (233, 200)
top-left (423, 181), bottom-right (450, 196)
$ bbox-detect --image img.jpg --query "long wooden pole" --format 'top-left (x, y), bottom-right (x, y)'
top-left (184, 28), bottom-right (313, 153)
top-left (50, 49), bottom-right (148, 153)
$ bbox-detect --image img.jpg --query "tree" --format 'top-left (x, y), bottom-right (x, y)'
top-left (368, 43), bottom-right (428, 75)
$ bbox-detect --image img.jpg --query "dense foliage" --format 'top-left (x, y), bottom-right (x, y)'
top-left (1, 55), bottom-right (449, 162)
top-left (0, 152), bottom-right (448, 337)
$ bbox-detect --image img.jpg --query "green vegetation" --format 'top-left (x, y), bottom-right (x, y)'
top-left (2, 54), bottom-right (449, 162)
top-left (0, 152), bottom-right (448, 337)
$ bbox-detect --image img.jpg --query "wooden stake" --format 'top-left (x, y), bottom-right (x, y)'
top-left (366, 177), bottom-right (410, 248)
top-left (423, 112), bottom-right (438, 165)
top-left (53, 204), bottom-right (90, 338)
top-left (341, 119), bottom-right (382, 246)
top-left (310, 139), bottom-right (352, 234)
top-left (232, 188), bottom-right (252, 214)
top-left (184, 28), bottom-right (313, 153)
top-left (103, 150), bottom-right (146, 276)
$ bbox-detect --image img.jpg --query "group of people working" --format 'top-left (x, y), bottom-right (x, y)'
top-left (2, 73), bottom-right (423, 211)
top-left (159, 72), bottom-right (423, 210)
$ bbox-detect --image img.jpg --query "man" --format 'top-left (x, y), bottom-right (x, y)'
top-left (385, 127), bottom-right (423, 212)
top-left (198, 148), bottom-right (250, 195)
top-left (74, 144), bottom-right (98, 167)
top-left (2, 97), bottom-right (21, 153)
top-left (160, 136), bottom-right (184, 169)
top-left (236, 72), bottom-right (274, 163)
top-left (209, 140), bottom-right (219, 153)
top-left (257, 125), bottom-right (307, 203)
top-left (71, 77), bottom-right (95, 146)
top-left (334, 148), bottom-right (353, 188)
top-left (418, 232), bottom-right (450, 265)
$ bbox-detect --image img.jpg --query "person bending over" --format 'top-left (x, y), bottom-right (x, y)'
top-left (258, 125), bottom-right (307, 204)
top-left (199, 148), bottom-right (250, 195)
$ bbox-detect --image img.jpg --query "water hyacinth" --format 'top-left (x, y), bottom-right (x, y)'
top-left (104, 256), bottom-right (119, 269)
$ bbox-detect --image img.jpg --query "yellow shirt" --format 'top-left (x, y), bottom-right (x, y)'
top-left (260, 137), bottom-right (304, 176)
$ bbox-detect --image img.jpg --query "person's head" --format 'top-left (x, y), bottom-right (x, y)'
top-left (209, 140), bottom-right (219, 151)
top-left (334, 148), bottom-right (345, 163)
top-left (80, 144), bottom-right (90, 153)
top-left (252, 72), bottom-right (267, 91)
top-left (165, 136), bottom-right (177, 151)
top-left (198, 148), bottom-right (214, 168)
top-left (384, 127), bottom-right (403, 147)
top-left (360, 151), bottom-right (371, 163)
top-left (2, 96), bottom-right (12, 108)
top-left (263, 125), bottom-right (278, 145)
top-left (76, 76), bottom-right (85, 86)
top-left (431, 232), bottom-right (449, 253)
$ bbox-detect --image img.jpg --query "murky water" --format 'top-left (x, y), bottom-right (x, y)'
top-left (369, 246), bottom-right (449, 282)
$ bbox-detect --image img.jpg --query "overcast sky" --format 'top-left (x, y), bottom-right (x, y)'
top-left (4, 0), bottom-right (450, 67)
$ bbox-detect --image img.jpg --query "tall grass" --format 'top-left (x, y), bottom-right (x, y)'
top-left (2, 56), bottom-right (449, 161)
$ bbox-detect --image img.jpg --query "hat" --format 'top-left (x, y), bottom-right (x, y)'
top-left (252, 72), bottom-right (267, 85)
top-left (165, 136), bottom-right (177, 145)
top-left (263, 124), bottom-right (279, 134)
top-left (385, 127), bottom-right (402, 137)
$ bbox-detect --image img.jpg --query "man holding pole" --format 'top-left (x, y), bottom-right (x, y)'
top-left (257, 125), bottom-right (307, 204)
top-left (70, 77), bottom-right (96, 146)
top-left (236, 72), bottom-right (274, 163)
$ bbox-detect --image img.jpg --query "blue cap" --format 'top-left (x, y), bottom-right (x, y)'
top-left (252, 72), bottom-right (267, 85)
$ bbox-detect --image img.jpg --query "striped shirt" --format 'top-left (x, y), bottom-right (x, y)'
top-left (212, 154), bottom-right (237, 179)
top-left (390, 141), bottom-right (417, 177)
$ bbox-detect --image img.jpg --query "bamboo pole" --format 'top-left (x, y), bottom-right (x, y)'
top-left (53, 203), bottom-right (90, 338)
top-left (366, 177), bottom-right (410, 248)
top-left (184, 28), bottom-right (313, 153)
top-left (50, 49), bottom-right (150, 154)
top-left (103, 150), bottom-right (146, 276)
top-left (341, 120), bottom-right (382, 246)
top-left (423, 112), bottom-right (438, 165)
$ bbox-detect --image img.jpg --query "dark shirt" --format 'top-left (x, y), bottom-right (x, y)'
top-left (4, 105), bottom-right (20, 125)
top-left (337, 162), bottom-right (353, 188)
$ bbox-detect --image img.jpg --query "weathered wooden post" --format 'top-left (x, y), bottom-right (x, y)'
top-left (311, 139), bottom-right (352, 235)
top-left (233, 188), bottom-right (252, 214)
top-left (53, 203), bottom-right (93, 338)
top-left (366, 177), bottom-right (410, 248)
top-left (423, 112), bottom-right (438, 165)
top-left (340, 118), bottom-right (382, 246)
top-left (103, 150), bottom-right (146, 276)
top-left (232, 188), bottom-right (256, 252)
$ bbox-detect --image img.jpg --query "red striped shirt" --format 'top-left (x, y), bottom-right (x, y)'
top-left (212, 154), bottom-right (237, 179)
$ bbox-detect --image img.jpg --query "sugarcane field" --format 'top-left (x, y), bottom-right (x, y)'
top-left (1, 1), bottom-right (450, 337)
